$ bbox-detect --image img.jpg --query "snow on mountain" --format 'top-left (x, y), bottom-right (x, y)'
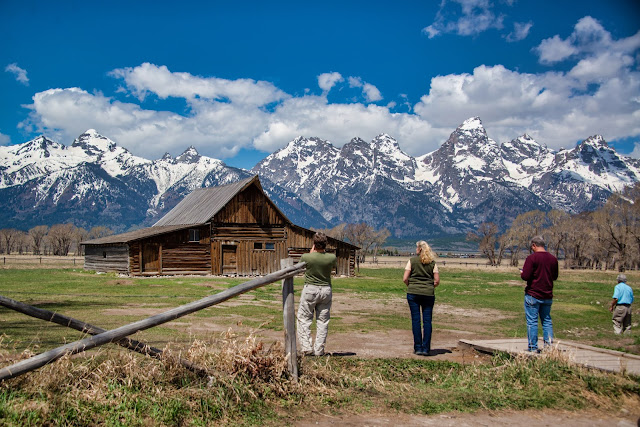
top-left (1, 121), bottom-right (639, 235)
top-left (254, 117), bottom-right (640, 235)
top-left (0, 130), bottom-right (329, 231)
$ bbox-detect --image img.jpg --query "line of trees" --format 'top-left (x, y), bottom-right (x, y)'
top-left (467, 184), bottom-right (640, 271)
top-left (0, 225), bottom-right (113, 256)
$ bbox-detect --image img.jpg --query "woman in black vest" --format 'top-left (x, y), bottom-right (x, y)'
top-left (403, 240), bottom-right (440, 356)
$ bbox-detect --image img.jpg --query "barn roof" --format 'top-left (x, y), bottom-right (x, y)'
top-left (81, 224), bottom-right (196, 245)
top-left (83, 175), bottom-right (294, 246)
top-left (153, 175), bottom-right (286, 226)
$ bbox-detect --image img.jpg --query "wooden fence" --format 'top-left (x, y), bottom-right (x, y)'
top-left (0, 260), bottom-right (305, 381)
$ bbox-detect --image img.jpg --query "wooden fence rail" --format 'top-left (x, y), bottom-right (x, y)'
top-left (0, 295), bottom-right (210, 376)
top-left (0, 261), bottom-right (306, 381)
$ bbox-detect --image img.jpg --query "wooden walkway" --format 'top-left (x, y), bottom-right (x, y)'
top-left (459, 338), bottom-right (640, 376)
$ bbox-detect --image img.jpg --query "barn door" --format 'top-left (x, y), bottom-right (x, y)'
top-left (222, 245), bottom-right (237, 275)
top-left (142, 243), bottom-right (160, 272)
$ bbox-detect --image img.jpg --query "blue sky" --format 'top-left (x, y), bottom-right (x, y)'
top-left (1, 0), bottom-right (639, 169)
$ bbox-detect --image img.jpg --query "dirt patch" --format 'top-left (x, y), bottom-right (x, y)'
top-left (295, 407), bottom-right (640, 426)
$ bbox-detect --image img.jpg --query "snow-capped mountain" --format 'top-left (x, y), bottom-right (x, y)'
top-left (0, 130), bottom-right (328, 231)
top-left (254, 117), bottom-right (640, 236)
top-left (1, 120), bottom-right (638, 237)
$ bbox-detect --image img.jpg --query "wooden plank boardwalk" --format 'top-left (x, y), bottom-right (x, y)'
top-left (459, 338), bottom-right (640, 376)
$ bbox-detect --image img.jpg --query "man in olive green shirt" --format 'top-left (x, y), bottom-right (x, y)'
top-left (297, 232), bottom-right (337, 356)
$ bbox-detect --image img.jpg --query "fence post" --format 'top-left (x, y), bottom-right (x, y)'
top-left (281, 258), bottom-right (298, 381)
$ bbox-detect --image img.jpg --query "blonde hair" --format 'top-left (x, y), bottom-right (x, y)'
top-left (416, 240), bottom-right (436, 264)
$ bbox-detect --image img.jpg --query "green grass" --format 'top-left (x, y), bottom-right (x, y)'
top-left (0, 266), bottom-right (636, 353)
top-left (1, 265), bottom-right (639, 425)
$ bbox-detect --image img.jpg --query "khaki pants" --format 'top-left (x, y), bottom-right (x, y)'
top-left (297, 284), bottom-right (332, 356)
top-left (612, 304), bottom-right (632, 334)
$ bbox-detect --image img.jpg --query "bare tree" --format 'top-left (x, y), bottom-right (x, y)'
top-left (0, 229), bottom-right (20, 255)
top-left (48, 224), bottom-right (77, 256)
top-left (312, 223), bottom-right (347, 241)
top-left (545, 210), bottom-right (571, 258)
top-left (371, 228), bottom-right (391, 260)
top-left (467, 222), bottom-right (500, 265)
top-left (29, 225), bottom-right (49, 255)
top-left (14, 231), bottom-right (29, 254)
top-left (344, 223), bottom-right (384, 262)
top-left (73, 227), bottom-right (88, 256)
top-left (593, 193), bottom-right (633, 271)
top-left (88, 226), bottom-right (114, 239)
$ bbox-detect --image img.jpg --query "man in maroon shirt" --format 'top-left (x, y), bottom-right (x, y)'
top-left (520, 236), bottom-right (559, 352)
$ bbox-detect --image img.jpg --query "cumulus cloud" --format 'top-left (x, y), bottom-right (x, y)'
top-left (110, 63), bottom-right (288, 106)
top-left (348, 77), bottom-right (383, 102)
top-left (253, 96), bottom-right (435, 154)
top-left (535, 16), bottom-right (640, 65)
top-left (22, 87), bottom-right (271, 159)
top-left (423, 0), bottom-right (505, 38)
top-left (318, 72), bottom-right (343, 92)
top-left (20, 17), bottom-right (640, 162)
top-left (5, 63), bottom-right (29, 85)
top-left (0, 132), bottom-right (10, 145)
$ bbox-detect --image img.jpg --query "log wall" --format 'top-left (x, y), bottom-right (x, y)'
top-left (84, 245), bottom-right (129, 274)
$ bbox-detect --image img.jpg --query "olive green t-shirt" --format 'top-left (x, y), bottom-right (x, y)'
top-left (406, 257), bottom-right (437, 296)
top-left (301, 252), bottom-right (337, 286)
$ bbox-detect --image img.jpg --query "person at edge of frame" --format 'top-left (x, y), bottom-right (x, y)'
top-left (609, 273), bottom-right (634, 335)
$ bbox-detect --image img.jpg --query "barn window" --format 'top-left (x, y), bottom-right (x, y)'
top-left (189, 229), bottom-right (200, 242)
top-left (254, 242), bottom-right (263, 250)
top-left (265, 242), bottom-right (275, 250)
top-left (103, 251), bottom-right (107, 258)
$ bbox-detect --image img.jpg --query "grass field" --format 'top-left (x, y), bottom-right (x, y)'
top-left (0, 263), bottom-right (639, 425)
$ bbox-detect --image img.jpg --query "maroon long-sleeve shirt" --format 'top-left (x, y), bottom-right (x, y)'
top-left (520, 251), bottom-right (558, 300)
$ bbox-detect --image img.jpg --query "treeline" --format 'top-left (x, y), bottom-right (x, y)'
top-left (0, 225), bottom-right (114, 256)
top-left (468, 184), bottom-right (640, 271)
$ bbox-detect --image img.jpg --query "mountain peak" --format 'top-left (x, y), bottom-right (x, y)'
top-left (459, 117), bottom-right (483, 131)
top-left (72, 129), bottom-right (117, 154)
top-left (176, 146), bottom-right (201, 163)
top-left (580, 135), bottom-right (608, 149)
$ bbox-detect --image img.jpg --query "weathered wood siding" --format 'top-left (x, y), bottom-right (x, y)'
top-left (210, 225), bottom-right (287, 275)
top-left (214, 184), bottom-right (286, 225)
top-left (84, 244), bottom-right (130, 274)
top-left (86, 181), bottom-right (356, 277)
top-left (129, 225), bottom-right (211, 275)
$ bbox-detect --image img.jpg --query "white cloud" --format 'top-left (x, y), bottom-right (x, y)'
top-left (110, 63), bottom-right (288, 106)
top-left (348, 76), bottom-right (383, 102)
top-left (5, 63), bottom-right (29, 85)
top-left (414, 59), bottom-right (640, 149)
top-left (423, 0), bottom-right (505, 38)
top-left (22, 87), bottom-right (271, 159)
top-left (505, 21), bottom-right (532, 42)
top-left (21, 17), bottom-right (640, 162)
top-left (253, 96), bottom-right (435, 154)
top-left (535, 16), bottom-right (640, 65)
top-left (317, 72), bottom-right (343, 92)
top-left (535, 35), bottom-right (577, 64)
top-left (0, 132), bottom-right (10, 145)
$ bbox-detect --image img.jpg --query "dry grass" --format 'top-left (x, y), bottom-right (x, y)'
top-left (1, 330), bottom-right (639, 426)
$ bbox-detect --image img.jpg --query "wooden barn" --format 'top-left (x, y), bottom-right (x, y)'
top-left (82, 176), bottom-right (358, 277)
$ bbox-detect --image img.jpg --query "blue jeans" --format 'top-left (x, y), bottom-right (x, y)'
top-left (524, 294), bottom-right (553, 351)
top-left (407, 293), bottom-right (435, 353)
